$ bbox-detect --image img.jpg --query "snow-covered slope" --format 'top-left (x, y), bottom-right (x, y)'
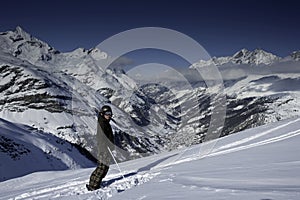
top-left (0, 118), bottom-right (95, 182)
top-left (1, 117), bottom-right (299, 200)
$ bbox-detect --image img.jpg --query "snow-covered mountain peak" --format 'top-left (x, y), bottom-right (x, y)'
top-left (232, 48), bottom-right (280, 65)
top-left (87, 48), bottom-right (108, 60)
top-left (14, 26), bottom-right (32, 41)
top-left (291, 51), bottom-right (300, 61)
top-left (0, 26), bottom-right (59, 64)
top-left (232, 48), bottom-right (249, 57)
top-left (194, 48), bottom-right (280, 68)
top-left (0, 26), bottom-right (48, 50)
top-left (62, 47), bottom-right (88, 58)
top-left (0, 26), bottom-right (32, 45)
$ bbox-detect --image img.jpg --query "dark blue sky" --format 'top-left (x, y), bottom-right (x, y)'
top-left (1, 0), bottom-right (300, 59)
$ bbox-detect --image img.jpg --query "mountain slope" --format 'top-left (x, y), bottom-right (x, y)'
top-left (0, 117), bottom-right (299, 199)
top-left (0, 118), bottom-right (95, 181)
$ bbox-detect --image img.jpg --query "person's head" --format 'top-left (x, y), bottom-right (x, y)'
top-left (100, 105), bottom-right (113, 120)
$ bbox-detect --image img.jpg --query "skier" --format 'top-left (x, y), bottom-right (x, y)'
top-left (86, 105), bottom-right (115, 191)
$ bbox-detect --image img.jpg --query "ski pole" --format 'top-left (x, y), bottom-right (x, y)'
top-left (107, 146), bottom-right (125, 180)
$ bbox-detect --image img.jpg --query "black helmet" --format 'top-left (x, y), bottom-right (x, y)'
top-left (100, 105), bottom-right (112, 115)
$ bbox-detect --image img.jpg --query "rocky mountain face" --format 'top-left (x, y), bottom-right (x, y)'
top-left (1, 27), bottom-right (300, 179)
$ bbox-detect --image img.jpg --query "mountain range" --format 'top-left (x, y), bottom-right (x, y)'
top-left (1, 26), bottom-right (300, 181)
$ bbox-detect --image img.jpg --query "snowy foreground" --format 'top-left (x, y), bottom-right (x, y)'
top-left (1, 118), bottom-right (300, 200)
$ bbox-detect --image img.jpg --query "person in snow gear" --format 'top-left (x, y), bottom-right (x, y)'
top-left (86, 105), bottom-right (115, 191)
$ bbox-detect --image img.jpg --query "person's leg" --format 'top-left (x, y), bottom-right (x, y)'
top-left (87, 163), bottom-right (109, 190)
top-left (100, 165), bottom-right (109, 180)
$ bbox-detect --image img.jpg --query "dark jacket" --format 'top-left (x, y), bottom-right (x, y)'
top-left (96, 113), bottom-right (114, 165)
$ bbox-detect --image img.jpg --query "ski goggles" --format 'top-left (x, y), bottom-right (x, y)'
top-left (104, 111), bottom-right (112, 116)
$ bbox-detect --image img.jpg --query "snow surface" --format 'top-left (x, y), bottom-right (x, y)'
top-left (1, 117), bottom-right (300, 200)
top-left (0, 118), bottom-right (95, 182)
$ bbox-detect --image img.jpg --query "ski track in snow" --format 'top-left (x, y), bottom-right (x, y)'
top-left (209, 129), bottom-right (300, 158)
top-left (214, 117), bottom-right (300, 152)
top-left (6, 171), bottom-right (159, 200)
top-left (158, 117), bottom-right (300, 167)
top-left (10, 180), bottom-right (87, 200)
